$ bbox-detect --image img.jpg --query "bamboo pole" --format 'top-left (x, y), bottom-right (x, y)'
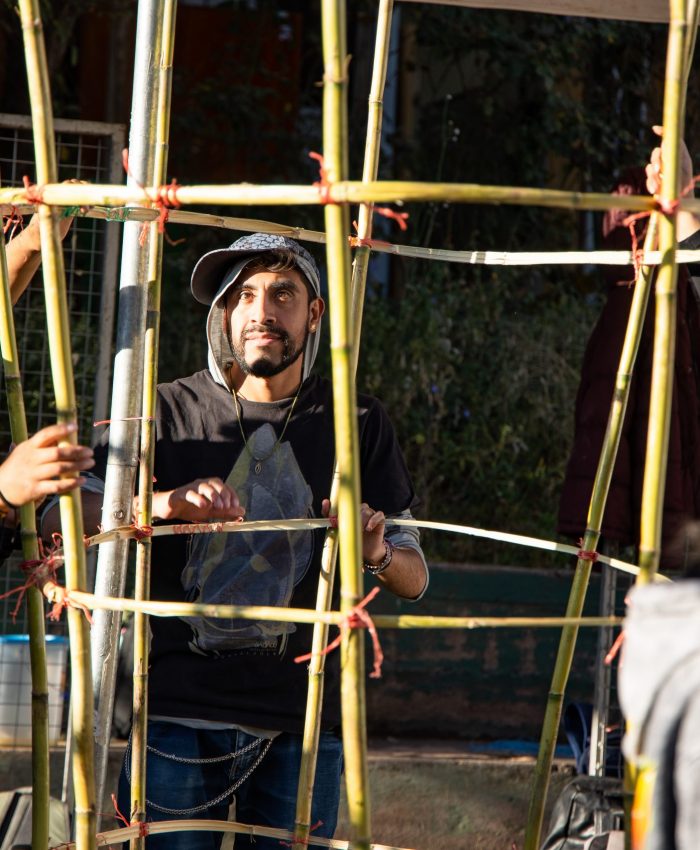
top-left (129, 4), bottom-right (176, 847)
top-left (91, 0), bottom-right (166, 819)
top-left (0, 229), bottom-right (51, 850)
top-left (637, 0), bottom-right (687, 586)
top-left (8, 201), bottom-right (700, 268)
top-left (17, 2), bottom-right (96, 848)
top-left (5, 181), bottom-right (700, 215)
top-left (523, 216), bottom-right (660, 850)
top-left (56, 590), bottom-right (628, 631)
top-left (294, 7), bottom-right (394, 844)
top-left (319, 4), bottom-right (374, 848)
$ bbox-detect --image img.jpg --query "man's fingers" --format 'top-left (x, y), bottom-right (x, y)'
top-left (36, 459), bottom-right (95, 479)
top-left (29, 422), bottom-right (78, 447)
top-left (37, 477), bottom-right (87, 496)
top-left (321, 499), bottom-right (331, 518)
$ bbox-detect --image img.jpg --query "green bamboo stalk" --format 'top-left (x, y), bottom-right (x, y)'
top-left (129, 4), bottom-right (176, 848)
top-left (0, 223), bottom-right (51, 850)
top-left (523, 216), bottom-right (660, 850)
top-left (294, 7), bottom-right (393, 846)
top-left (637, 0), bottom-right (688, 586)
top-left (2, 180), bottom-right (695, 215)
top-left (17, 2), bottom-right (95, 848)
top-left (320, 4), bottom-right (373, 849)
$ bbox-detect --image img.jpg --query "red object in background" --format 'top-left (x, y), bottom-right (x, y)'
top-left (79, 7), bottom-right (302, 183)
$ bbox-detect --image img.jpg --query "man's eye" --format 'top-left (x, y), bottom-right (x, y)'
top-left (239, 290), bottom-right (254, 302)
top-left (276, 290), bottom-right (293, 301)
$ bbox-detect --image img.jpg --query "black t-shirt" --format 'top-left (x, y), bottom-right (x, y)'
top-left (95, 371), bottom-right (415, 733)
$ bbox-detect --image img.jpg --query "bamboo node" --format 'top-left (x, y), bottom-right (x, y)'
top-left (294, 586), bottom-right (384, 678)
top-left (280, 820), bottom-right (323, 847)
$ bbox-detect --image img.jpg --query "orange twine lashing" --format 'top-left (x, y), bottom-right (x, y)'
top-left (294, 586), bottom-right (384, 678)
top-left (121, 148), bottom-right (184, 247)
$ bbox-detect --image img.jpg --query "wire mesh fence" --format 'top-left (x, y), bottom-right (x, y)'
top-left (0, 115), bottom-right (123, 740)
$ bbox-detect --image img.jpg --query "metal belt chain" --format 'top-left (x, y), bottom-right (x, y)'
top-left (124, 733), bottom-right (273, 816)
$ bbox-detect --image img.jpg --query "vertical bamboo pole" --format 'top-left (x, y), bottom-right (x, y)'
top-left (293, 4), bottom-right (394, 847)
top-left (637, 0), bottom-right (687, 586)
top-left (17, 2), bottom-right (96, 849)
top-left (91, 0), bottom-right (166, 818)
top-left (320, 2), bottom-right (372, 849)
top-left (130, 4), bottom-right (176, 847)
top-left (523, 223), bottom-right (659, 850)
top-left (628, 3), bottom-right (694, 846)
top-left (0, 238), bottom-right (50, 850)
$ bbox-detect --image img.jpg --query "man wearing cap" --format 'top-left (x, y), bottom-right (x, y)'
top-left (50, 234), bottom-right (427, 849)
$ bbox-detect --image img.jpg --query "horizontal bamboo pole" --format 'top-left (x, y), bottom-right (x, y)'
top-left (62, 818), bottom-right (416, 850)
top-left (10, 202), bottom-right (700, 267)
top-left (75, 517), bottom-right (660, 580)
top-left (60, 589), bottom-right (624, 629)
top-left (3, 181), bottom-right (699, 214)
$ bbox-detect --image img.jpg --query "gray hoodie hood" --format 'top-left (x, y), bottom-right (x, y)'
top-left (191, 233), bottom-right (323, 388)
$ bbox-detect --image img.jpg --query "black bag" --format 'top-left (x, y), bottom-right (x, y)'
top-left (0, 787), bottom-right (70, 850)
top-left (540, 776), bottom-right (624, 850)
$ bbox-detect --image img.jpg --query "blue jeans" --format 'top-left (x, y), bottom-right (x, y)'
top-left (117, 721), bottom-right (344, 850)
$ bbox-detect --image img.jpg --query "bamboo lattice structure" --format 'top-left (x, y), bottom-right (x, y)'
top-left (6, 1), bottom-right (696, 849)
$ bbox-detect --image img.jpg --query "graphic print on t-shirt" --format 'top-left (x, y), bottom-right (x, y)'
top-left (180, 423), bottom-right (314, 655)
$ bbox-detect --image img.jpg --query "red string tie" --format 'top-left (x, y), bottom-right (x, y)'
top-left (111, 793), bottom-right (130, 828)
top-left (132, 523), bottom-right (153, 541)
top-left (374, 206), bottom-right (409, 231)
top-left (22, 175), bottom-right (44, 205)
top-left (3, 206), bottom-right (24, 239)
top-left (576, 548), bottom-right (599, 563)
top-left (93, 415), bottom-right (155, 427)
top-left (294, 586), bottom-right (384, 678)
top-left (279, 820), bottom-right (323, 846)
top-left (349, 220), bottom-right (394, 250)
top-left (121, 148), bottom-right (184, 247)
top-left (328, 515), bottom-right (338, 529)
top-left (604, 630), bottom-right (625, 666)
top-left (309, 151), bottom-right (332, 205)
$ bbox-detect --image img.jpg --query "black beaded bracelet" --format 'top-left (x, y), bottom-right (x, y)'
top-left (363, 539), bottom-right (394, 575)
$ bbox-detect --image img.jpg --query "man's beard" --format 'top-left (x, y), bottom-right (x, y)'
top-left (232, 324), bottom-right (307, 378)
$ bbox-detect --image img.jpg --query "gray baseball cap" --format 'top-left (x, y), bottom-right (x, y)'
top-left (191, 232), bottom-right (322, 305)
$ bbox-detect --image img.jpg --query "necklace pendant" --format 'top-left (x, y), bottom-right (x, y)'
top-left (254, 461), bottom-right (262, 475)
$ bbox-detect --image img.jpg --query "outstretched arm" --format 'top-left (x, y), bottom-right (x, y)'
top-left (6, 211), bottom-right (74, 305)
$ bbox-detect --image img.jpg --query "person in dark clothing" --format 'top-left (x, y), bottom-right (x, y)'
top-left (558, 128), bottom-right (700, 570)
top-left (45, 233), bottom-right (428, 849)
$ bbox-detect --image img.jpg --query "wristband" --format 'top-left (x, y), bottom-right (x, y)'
top-left (363, 539), bottom-right (394, 575)
top-left (0, 489), bottom-right (20, 514)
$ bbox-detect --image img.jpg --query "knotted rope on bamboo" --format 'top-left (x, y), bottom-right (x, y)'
top-left (294, 586), bottom-right (384, 678)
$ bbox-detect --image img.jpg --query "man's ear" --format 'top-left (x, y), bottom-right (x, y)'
top-left (309, 297), bottom-right (325, 330)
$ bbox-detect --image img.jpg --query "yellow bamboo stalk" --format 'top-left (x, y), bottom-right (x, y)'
top-left (4, 181), bottom-right (699, 215)
top-left (294, 4), bottom-right (394, 847)
top-left (129, 5), bottom-right (176, 848)
top-left (637, 0), bottom-right (687, 586)
top-left (17, 2), bottom-right (95, 848)
top-left (57, 591), bottom-right (627, 630)
top-left (320, 2), bottom-right (372, 848)
top-left (523, 216), bottom-right (660, 850)
top-left (59, 817), bottom-right (419, 850)
top-left (9, 201), bottom-right (700, 269)
top-left (0, 217), bottom-right (51, 850)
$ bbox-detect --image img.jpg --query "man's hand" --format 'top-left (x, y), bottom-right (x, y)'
top-left (321, 498), bottom-right (386, 564)
top-left (646, 125), bottom-right (694, 196)
top-left (0, 423), bottom-right (94, 510)
top-left (151, 477), bottom-right (245, 523)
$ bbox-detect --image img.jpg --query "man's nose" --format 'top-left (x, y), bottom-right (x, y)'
top-left (252, 292), bottom-right (275, 324)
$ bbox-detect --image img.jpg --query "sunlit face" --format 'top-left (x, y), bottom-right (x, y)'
top-left (226, 265), bottom-right (323, 379)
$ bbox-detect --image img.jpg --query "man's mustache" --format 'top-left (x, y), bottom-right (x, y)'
top-left (243, 324), bottom-right (288, 341)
